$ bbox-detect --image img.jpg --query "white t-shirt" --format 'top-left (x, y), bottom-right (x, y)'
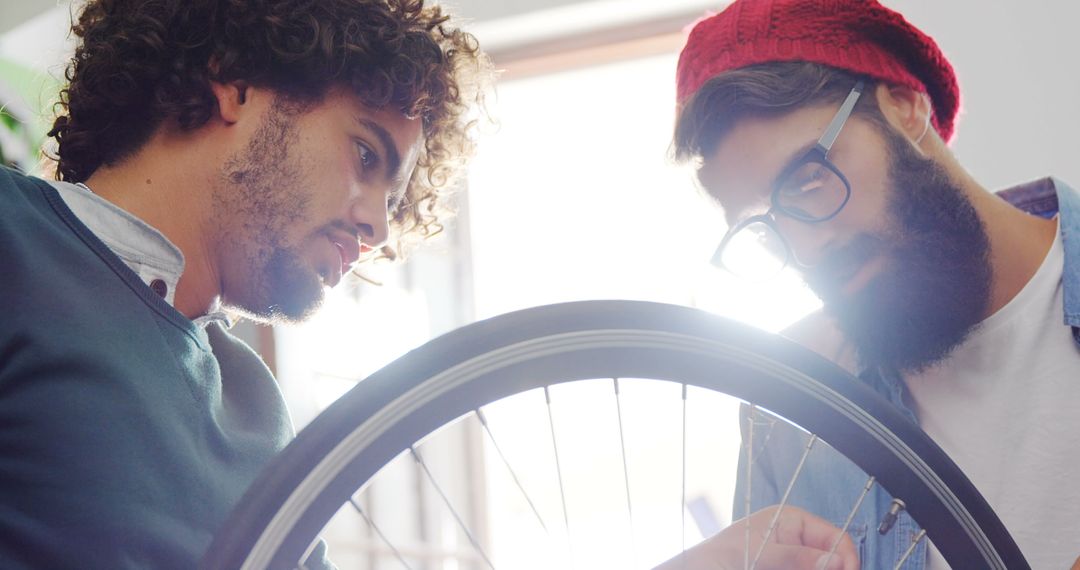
top-left (905, 220), bottom-right (1080, 569)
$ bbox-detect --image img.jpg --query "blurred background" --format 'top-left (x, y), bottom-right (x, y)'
top-left (3, 0), bottom-right (1078, 567)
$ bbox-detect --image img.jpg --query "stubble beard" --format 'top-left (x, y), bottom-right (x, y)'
top-left (804, 129), bottom-right (994, 375)
top-left (214, 100), bottom-right (325, 324)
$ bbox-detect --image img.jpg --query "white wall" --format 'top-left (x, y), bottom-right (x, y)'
top-left (883, 1), bottom-right (1080, 189)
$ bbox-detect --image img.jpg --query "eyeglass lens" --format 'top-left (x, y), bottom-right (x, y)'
top-left (775, 159), bottom-right (849, 221)
top-left (716, 220), bottom-right (788, 279)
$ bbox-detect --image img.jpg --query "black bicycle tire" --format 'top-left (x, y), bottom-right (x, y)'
top-left (202, 300), bottom-right (1028, 570)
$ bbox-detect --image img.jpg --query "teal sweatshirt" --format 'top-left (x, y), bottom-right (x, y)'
top-left (0, 165), bottom-right (295, 567)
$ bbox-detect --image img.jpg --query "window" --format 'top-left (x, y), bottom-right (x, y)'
top-left (280, 47), bottom-right (819, 569)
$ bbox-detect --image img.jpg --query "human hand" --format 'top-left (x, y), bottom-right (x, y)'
top-left (653, 505), bottom-right (859, 570)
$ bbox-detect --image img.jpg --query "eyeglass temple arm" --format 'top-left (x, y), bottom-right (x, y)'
top-left (816, 80), bottom-right (866, 153)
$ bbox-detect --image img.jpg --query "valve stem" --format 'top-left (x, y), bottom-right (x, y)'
top-left (878, 498), bottom-right (906, 535)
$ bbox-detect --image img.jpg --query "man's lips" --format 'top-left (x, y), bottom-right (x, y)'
top-left (327, 234), bottom-right (361, 279)
top-left (332, 241), bottom-right (347, 274)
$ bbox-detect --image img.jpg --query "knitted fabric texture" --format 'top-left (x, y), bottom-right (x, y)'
top-left (676, 0), bottom-right (960, 142)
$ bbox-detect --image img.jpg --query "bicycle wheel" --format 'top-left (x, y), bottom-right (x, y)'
top-left (202, 300), bottom-right (1028, 569)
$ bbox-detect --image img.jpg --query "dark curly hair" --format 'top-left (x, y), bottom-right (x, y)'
top-left (48, 0), bottom-right (491, 249)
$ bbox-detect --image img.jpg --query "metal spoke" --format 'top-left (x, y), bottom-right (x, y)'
top-left (744, 404), bottom-right (756, 570)
top-left (348, 497), bottom-right (415, 570)
top-left (893, 529), bottom-right (927, 570)
top-left (545, 386), bottom-right (575, 567)
top-left (475, 408), bottom-right (550, 535)
top-left (751, 435), bottom-right (818, 568)
top-left (820, 476), bottom-right (876, 570)
top-left (681, 383), bottom-right (688, 553)
top-left (749, 417), bottom-right (778, 470)
top-left (323, 380), bottom-right (942, 570)
top-left (410, 447), bottom-right (496, 570)
top-left (613, 379), bottom-right (637, 560)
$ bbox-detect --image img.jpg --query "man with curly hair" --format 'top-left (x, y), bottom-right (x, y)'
top-left (0, 0), bottom-right (488, 567)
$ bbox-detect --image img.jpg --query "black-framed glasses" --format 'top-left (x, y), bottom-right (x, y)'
top-left (711, 81), bottom-right (865, 279)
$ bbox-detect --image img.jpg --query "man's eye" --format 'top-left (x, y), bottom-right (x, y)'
top-left (357, 143), bottom-right (376, 169)
top-left (781, 164), bottom-right (827, 196)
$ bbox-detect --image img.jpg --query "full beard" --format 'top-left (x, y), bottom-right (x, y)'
top-left (214, 99), bottom-right (325, 324)
top-left (804, 130), bottom-right (993, 374)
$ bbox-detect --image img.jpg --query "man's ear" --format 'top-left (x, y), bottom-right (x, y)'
top-left (208, 81), bottom-right (250, 124)
top-left (874, 83), bottom-right (934, 146)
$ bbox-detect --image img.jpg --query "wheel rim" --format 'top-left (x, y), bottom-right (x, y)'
top-left (203, 300), bottom-right (1027, 570)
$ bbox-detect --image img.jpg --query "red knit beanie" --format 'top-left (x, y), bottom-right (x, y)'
top-left (676, 0), bottom-right (960, 142)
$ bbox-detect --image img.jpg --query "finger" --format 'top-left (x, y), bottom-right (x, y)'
top-left (795, 520), bottom-right (858, 570)
top-left (771, 506), bottom-right (857, 553)
top-left (651, 542), bottom-right (728, 570)
top-left (752, 543), bottom-right (851, 570)
top-left (768, 507), bottom-right (858, 570)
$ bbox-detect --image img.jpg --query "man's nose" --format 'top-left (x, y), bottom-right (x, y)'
top-left (350, 192), bottom-right (391, 250)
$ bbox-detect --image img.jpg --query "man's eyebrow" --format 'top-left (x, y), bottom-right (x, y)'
top-left (706, 138), bottom-right (819, 225)
top-left (356, 117), bottom-right (403, 182)
top-left (768, 140), bottom-right (817, 190)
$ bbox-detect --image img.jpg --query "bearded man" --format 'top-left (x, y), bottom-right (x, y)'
top-left (0, 0), bottom-right (489, 567)
top-left (667, 0), bottom-right (1080, 568)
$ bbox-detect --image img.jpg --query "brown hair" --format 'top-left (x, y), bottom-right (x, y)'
top-left (672, 62), bottom-right (887, 165)
top-left (48, 0), bottom-right (491, 250)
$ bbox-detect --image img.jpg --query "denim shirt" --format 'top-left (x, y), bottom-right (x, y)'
top-left (732, 177), bottom-right (1080, 569)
